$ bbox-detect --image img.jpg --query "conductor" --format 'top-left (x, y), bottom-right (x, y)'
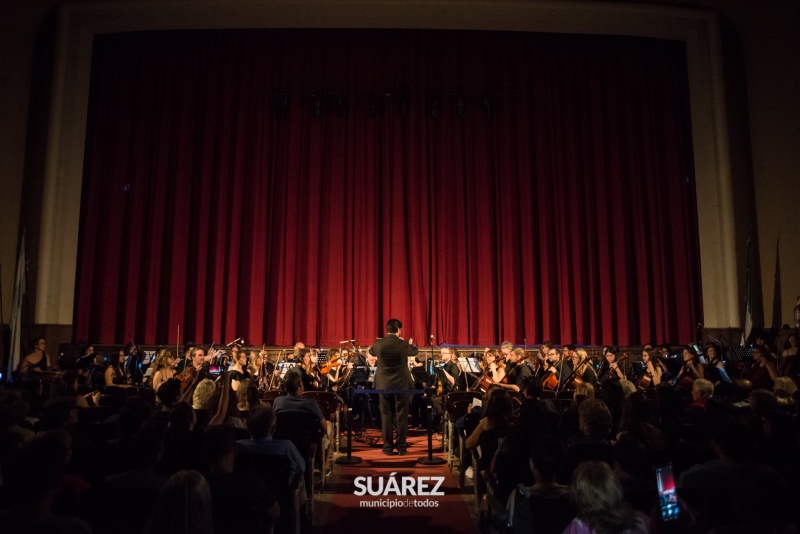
top-left (369, 318), bottom-right (418, 455)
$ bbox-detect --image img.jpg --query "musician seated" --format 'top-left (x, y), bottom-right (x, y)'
top-left (18, 337), bottom-right (54, 378)
top-left (482, 348), bottom-right (506, 384)
top-left (237, 404), bottom-right (306, 487)
top-left (105, 351), bottom-right (129, 387)
top-left (431, 347), bottom-right (461, 426)
top-left (639, 347), bottom-right (662, 387)
top-left (599, 346), bottom-right (625, 382)
top-left (499, 348), bottom-right (532, 393)
top-left (572, 348), bottom-right (597, 387)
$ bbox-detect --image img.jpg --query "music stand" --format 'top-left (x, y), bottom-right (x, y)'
top-left (731, 346), bottom-right (754, 362)
top-left (335, 383), bottom-right (363, 465)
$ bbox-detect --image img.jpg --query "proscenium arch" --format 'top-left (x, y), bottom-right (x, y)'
top-left (37, 0), bottom-right (738, 332)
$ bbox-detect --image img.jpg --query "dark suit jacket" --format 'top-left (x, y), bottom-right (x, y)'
top-left (369, 335), bottom-right (418, 391)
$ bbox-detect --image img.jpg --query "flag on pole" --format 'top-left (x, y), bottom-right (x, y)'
top-left (771, 234), bottom-right (782, 331)
top-left (8, 233), bottom-right (26, 382)
top-left (741, 227), bottom-right (753, 346)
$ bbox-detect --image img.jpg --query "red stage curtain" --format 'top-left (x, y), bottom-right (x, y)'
top-left (74, 29), bottom-right (701, 347)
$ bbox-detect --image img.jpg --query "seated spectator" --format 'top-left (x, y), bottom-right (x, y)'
top-left (204, 425), bottom-right (279, 534)
top-left (517, 436), bottom-right (573, 534)
top-left (104, 427), bottom-right (168, 493)
top-left (0, 430), bottom-right (93, 534)
top-left (492, 398), bottom-right (553, 503)
top-left (153, 378), bottom-right (183, 427)
top-left (613, 436), bottom-right (657, 516)
top-left (50, 370), bottom-right (92, 408)
top-left (619, 379), bottom-right (637, 398)
top-left (192, 378), bottom-right (216, 428)
top-left (38, 398), bottom-right (79, 432)
top-left (563, 461), bottom-right (648, 534)
top-left (237, 404), bottom-right (306, 486)
top-left (560, 400), bottom-right (614, 483)
top-left (616, 392), bottom-right (665, 452)
top-left (0, 391), bottom-right (35, 445)
top-left (274, 370), bottom-right (331, 465)
top-left (143, 470), bottom-right (212, 534)
top-left (157, 402), bottom-right (203, 476)
top-left (677, 420), bottom-right (754, 527)
top-left (465, 389), bottom-right (513, 452)
top-left (772, 376), bottom-right (797, 406)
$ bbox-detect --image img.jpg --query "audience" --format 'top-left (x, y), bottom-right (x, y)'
top-left (4, 335), bottom-right (800, 534)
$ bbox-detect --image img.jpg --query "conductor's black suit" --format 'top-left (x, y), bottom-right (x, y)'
top-left (369, 334), bottom-right (418, 453)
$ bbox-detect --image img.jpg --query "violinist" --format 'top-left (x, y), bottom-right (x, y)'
top-left (742, 344), bottom-right (778, 390)
top-left (499, 348), bottom-right (532, 393)
top-left (151, 349), bottom-right (177, 392)
top-left (482, 348), bottom-right (506, 384)
top-left (572, 347), bottom-right (598, 387)
top-left (295, 348), bottom-right (320, 391)
top-left (598, 346), bottom-right (625, 382)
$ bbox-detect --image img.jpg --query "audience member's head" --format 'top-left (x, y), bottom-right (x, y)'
top-left (168, 402), bottom-right (195, 432)
top-left (126, 428), bottom-right (165, 470)
top-left (283, 369), bottom-right (303, 395)
top-left (573, 382), bottom-right (595, 401)
top-left (691, 378), bottom-right (714, 403)
top-left (712, 420), bottom-right (754, 463)
top-left (144, 470), bottom-right (213, 534)
top-left (203, 424), bottom-right (237, 475)
top-left (192, 379), bottom-right (216, 410)
top-left (749, 389), bottom-right (779, 416)
top-left (3, 430), bottom-right (71, 510)
top-left (157, 378), bottom-right (182, 407)
top-left (247, 405), bottom-right (277, 440)
top-left (483, 389), bottom-right (513, 427)
top-left (578, 399), bottom-right (612, 440)
top-left (772, 376), bottom-right (797, 405)
top-left (619, 380), bottom-right (637, 398)
top-left (0, 391), bottom-right (30, 430)
top-left (570, 461), bottom-right (637, 533)
top-left (39, 398), bottom-right (78, 431)
top-left (522, 376), bottom-right (543, 399)
top-left (529, 435), bottom-right (566, 480)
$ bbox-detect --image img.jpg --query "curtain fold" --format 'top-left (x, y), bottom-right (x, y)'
top-left (74, 29), bottom-right (701, 347)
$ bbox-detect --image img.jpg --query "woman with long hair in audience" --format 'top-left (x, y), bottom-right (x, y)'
top-left (465, 388), bottom-right (514, 450)
top-left (563, 461), bottom-right (648, 534)
top-left (105, 349), bottom-right (128, 386)
top-left (616, 391), bottom-right (665, 452)
top-left (151, 349), bottom-right (177, 392)
top-left (143, 470), bottom-right (213, 534)
top-left (772, 376), bottom-right (798, 407)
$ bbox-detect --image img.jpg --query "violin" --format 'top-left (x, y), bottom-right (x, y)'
top-left (319, 352), bottom-right (341, 375)
top-left (177, 365), bottom-right (198, 391)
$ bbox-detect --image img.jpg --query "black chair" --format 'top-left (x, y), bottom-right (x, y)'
top-left (274, 410), bottom-right (323, 512)
top-left (236, 453), bottom-right (305, 534)
top-left (472, 426), bottom-right (512, 511)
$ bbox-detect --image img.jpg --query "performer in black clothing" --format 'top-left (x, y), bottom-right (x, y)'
top-left (369, 318), bottom-right (418, 455)
top-left (500, 348), bottom-right (533, 392)
top-left (570, 347), bottom-right (598, 387)
top-left (431, 347), bottom-right (461, 426)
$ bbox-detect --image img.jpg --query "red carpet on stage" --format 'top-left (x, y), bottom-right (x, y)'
top-left (323, 429), bottom-right (477, 533)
